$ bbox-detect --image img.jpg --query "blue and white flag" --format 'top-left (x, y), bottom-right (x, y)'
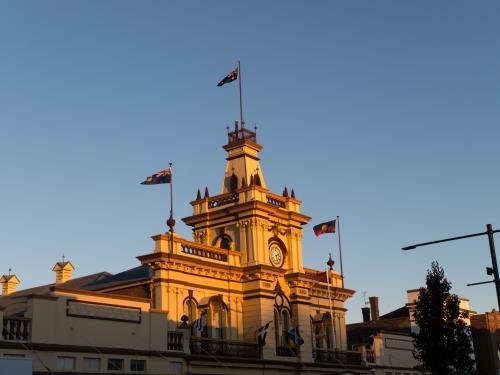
top-left (257, 321), bottom-right (272, 347)
top-left (285, 326), bottom-right (305, 346)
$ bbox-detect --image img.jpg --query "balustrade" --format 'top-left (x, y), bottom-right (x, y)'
top-left (208, 193), bottom-right (239, 209)
top-left (190, 337), bottom-right (260, 359)
top-left (276, 346), bottom-right (297, 357)
top-left (266, 195), bottom-right (286, 208)
top-left (313, 348), bottom-right (363, 365)
top-left (181, 244), bottom-right (228, 262)
top-left (365, 349), bottom-right (375, 363)
top-left (167, 332), bottom-right (183, 351)
top-left (2, 317), bottom-right (31, 342)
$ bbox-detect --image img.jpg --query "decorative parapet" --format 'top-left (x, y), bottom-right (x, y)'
top-left (181, 243), bottom-right (228, 262)
top-left (147, 233), bottom-right (241, 266)
top-left (190, 186), bottom-right (303, 216)
top-left (208, 192), bottom-right (239, 209)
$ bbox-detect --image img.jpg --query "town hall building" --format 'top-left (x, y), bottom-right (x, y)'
top-left (1, 125), bottom-right (368, 374)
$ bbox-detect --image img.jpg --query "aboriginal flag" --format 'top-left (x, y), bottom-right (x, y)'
top-left (141, 168), bottom-right (172, 185)
top-left (313, 220), bottom-right (336, 237)
top-left (217, 67), bottom-right (238, 86)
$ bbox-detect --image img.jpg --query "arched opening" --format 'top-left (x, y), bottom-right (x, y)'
top-left (220, 236), bottom-right (231, 250)
top-left (213, 234), bottom-right (233, 250)
top-left (274, 309), bottom-right (280, 347)
top-left (184, 299), bottom-right (197, 323)
top-left (208, 297), bottom-right (228, 340)
top-left (281, 309), bottom-right (291, 345)
top-left (315, 326), bottom-right (321, 348)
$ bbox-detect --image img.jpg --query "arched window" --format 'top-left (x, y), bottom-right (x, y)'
top-left (325, 326), bottom-right (331, 349)
top-left (184, 299), bottom-right (197, 323)
top-left (281, 309), bottom-right (291, 345)
top-left (213, 234), bottom-right (232, 250)
top-left (208, 297), bottom-right (228, 339)
top-left (220, 236), bottom-right (231, 250)
top-left (315, 326), bottom-right (321, 348)
top-left (229, 173), bottom-right (238, 191)
top-left (274, 309), bottom-right (280, 347)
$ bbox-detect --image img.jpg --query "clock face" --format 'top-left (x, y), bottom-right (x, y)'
top-left (269, 244), bottom-right (283, 267)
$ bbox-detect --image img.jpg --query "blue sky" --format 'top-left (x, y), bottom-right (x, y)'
top-left (1, 1), bottom-right (499, 323)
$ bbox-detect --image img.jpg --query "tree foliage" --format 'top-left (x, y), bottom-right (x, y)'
top-left (412, 261), bottom-right (476, 375)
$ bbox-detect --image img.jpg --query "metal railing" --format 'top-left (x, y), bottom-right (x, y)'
top-left (313, 348), bottom-right (363, 365)
top-left (2, 317), bottom-right (31, 342)
top-left (227, 127), bottom-right (257, 144)
top-left (190, 337), bottom-right (260, 359)
top-left (276, 346), bottom-right (297, 357)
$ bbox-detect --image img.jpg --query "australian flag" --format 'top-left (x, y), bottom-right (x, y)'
top-left (285, 327), bottom-right (305, 346)
top-left (257, 321), bottom-right (271, 347)
top-left (141, 168), bottom-right (172, 185)
top-left (217, 67), bottom-right (238, 87)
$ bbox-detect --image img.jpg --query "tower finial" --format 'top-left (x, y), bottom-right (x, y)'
top-left (62, 254), bottom-right (66, 263)
top-left (8, 267), bottom-right (11, 276)
top-left (327, 253), bottom-right (335, 270)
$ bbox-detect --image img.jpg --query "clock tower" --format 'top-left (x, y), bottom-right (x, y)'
top-left (183, 123), bottom-right (311, 273)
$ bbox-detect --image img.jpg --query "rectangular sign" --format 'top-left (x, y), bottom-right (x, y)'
top-left (67, 300), bottom-right (141, 323)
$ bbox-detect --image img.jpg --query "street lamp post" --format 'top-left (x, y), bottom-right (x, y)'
top-left (402, 223), bottom-right (500, 310)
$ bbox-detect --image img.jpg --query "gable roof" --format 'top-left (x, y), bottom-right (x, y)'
top-left (83, 265), bottom-right (152, 291)
top-left (0, 272), bottom-right (110, 317)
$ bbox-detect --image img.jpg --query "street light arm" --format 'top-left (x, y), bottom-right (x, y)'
top-left (402, 231), bottom-right (489, 251)
top-left (401, 224), bottom-right (500, 310)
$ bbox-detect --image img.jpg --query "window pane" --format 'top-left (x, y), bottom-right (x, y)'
top-left (83, 357), bottom-right (100, 370)
top-left (131, 359), bottom-right (146, 371)
top-left (107, 358), bottom-right (124, 371)
top-left (57, 356), bottom-right (75, 370)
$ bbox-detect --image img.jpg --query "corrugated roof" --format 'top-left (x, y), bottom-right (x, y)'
top-left (83, 266), bottom-right (152, 290)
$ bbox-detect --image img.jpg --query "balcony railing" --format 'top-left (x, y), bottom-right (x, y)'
top-left (313, 348), bottom-right (363, 366)
top-left (190, 337), bottom-right (260, 359)
top-left (276, 346), bottom-right (297, 357)
top-left (365, 349), bottom-right (375, 363)
top-left (2, 317), bottom-right (31, 342)
top-left (167, 332), bottom-right (183, 351)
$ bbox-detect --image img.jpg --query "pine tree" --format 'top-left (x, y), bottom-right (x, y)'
top-left (412, 261), bottom-right (476, 375)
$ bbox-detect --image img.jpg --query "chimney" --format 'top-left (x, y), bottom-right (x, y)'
top-left (361, 307), bottom-right (371, 322)
top-left (0, 273), bottom-right (20, 296)
top-left (369, 296), bottom-right (380, 321)
top-left (52, 259), bottom-right (75, 284)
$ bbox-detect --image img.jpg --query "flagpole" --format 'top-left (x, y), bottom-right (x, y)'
top-left (238, 60), bottom-right (244, 128)
top-left (337, 215), bottom-right (344, 287)
top-left (325, 262), bottom-right (336, 349)
top-left (167, 162), bottom-right (175, 234)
